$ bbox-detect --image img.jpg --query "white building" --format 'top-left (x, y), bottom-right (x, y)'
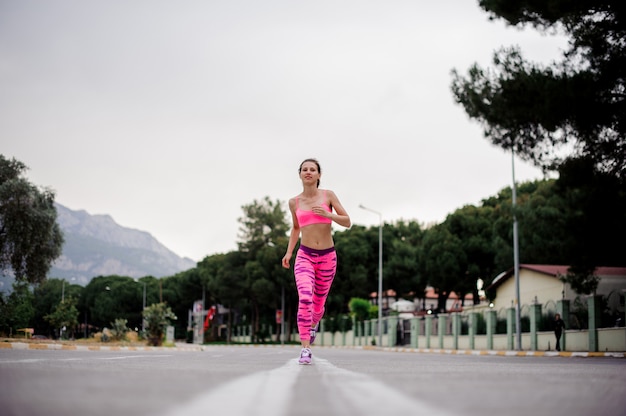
top-left (488, 264), bottom-right (626, 312)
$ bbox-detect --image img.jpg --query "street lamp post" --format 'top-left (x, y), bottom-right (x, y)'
top-left (135, 279), bottom-right (147, 333)
top-left (511, 150), bottom-right (522, 350)
top-left (359, 204), bottom-right (383, 348)
top-left (142, 282), bottom-right (147, 333)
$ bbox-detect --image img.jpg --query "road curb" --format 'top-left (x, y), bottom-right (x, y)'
top-left (2, 341), bottom-right (624, 357)
top-left (0, 341), bottom-right (206, 352)
top-left (370, 346), bottom-right (625, 358)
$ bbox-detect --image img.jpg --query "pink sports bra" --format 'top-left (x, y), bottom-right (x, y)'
top-left (295, 190), bottom-right (332, 227)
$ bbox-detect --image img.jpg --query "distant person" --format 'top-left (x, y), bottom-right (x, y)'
top-left (282, 158), bottom-right (351, 364)
top-left (554, 313), bottom-right (565, 351)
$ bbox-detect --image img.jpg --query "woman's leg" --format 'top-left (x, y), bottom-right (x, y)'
top-left (294, 249), bottom-right (315, 345)
top-left (311, 250), bottom-right (337, 326)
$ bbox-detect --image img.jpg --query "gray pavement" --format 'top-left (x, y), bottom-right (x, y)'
top-left (0, 345), bottom-right (624, 416)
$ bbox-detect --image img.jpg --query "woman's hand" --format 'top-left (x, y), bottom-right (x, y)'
top-left (281, 254), bottom-right (291, 269)
top-left (312, 205), bottom-right (331, 219)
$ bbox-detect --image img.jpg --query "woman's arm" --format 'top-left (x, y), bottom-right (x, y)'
top-left (282, 198), bottom-right (301, 268)
top-left (327, 190), bottom-right (351, 228)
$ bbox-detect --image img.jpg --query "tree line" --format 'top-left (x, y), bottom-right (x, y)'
top-left (2, 156), bottom-right (623, 341)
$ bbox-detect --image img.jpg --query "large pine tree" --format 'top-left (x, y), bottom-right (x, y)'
top-left (451, 0), bottom-right (625, 179)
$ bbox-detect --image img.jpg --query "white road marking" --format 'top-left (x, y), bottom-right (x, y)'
top-left (98, 355), bottom-right (172, 360)
top-left (0, 354), bottom-right (172, 364)
top-left (0, 358), bottom-right (47, 364)
top-left (316, 357), bottom-right (455, 416)
top-left (161, 354), bottom-right (452, 416)
top-left (163, 358), bottom-right (302, 416)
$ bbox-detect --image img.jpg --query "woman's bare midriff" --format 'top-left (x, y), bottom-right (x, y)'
top-left (300, 223), bottom-right (334, 249)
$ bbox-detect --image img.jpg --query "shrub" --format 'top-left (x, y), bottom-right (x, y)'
top-left (348, 298), bottom-right (371, 322)
top-left (110, 318), bottom-right (129, 341)
top-left (143, 302), bottom-right (177, 346)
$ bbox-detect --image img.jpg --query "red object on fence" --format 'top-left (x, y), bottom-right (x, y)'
top-left (203, 306), bottom-right (217, 330)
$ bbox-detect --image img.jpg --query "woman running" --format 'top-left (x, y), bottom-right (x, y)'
top-left (282, 158), bottom-right (351, 364)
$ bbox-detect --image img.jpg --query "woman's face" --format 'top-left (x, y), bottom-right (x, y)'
top-left (300, 161), bottom-right (320, 184)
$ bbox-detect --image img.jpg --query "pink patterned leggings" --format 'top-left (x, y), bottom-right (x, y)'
top-left (294, 245), bottom-right (337, 342)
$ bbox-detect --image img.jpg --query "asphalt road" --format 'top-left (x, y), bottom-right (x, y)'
top-left (1, 345), bottom-right (624, 416)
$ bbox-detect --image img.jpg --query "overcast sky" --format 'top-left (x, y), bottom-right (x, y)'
top-left (1, 1), bottom-right (568, 261)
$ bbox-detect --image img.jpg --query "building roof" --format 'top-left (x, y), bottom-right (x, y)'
top-left (423, 286), bottom-right (473, 301)
top-left (369, 287), bottom-right (473, 301)
top-left (488, 264), bottom-right (626, 290)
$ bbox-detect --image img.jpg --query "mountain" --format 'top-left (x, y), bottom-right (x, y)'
top-left (48, 203), bottom-right (196, 285)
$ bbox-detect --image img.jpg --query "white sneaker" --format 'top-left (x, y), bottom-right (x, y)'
top-left (298, 347), bottom-right (312, 365)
